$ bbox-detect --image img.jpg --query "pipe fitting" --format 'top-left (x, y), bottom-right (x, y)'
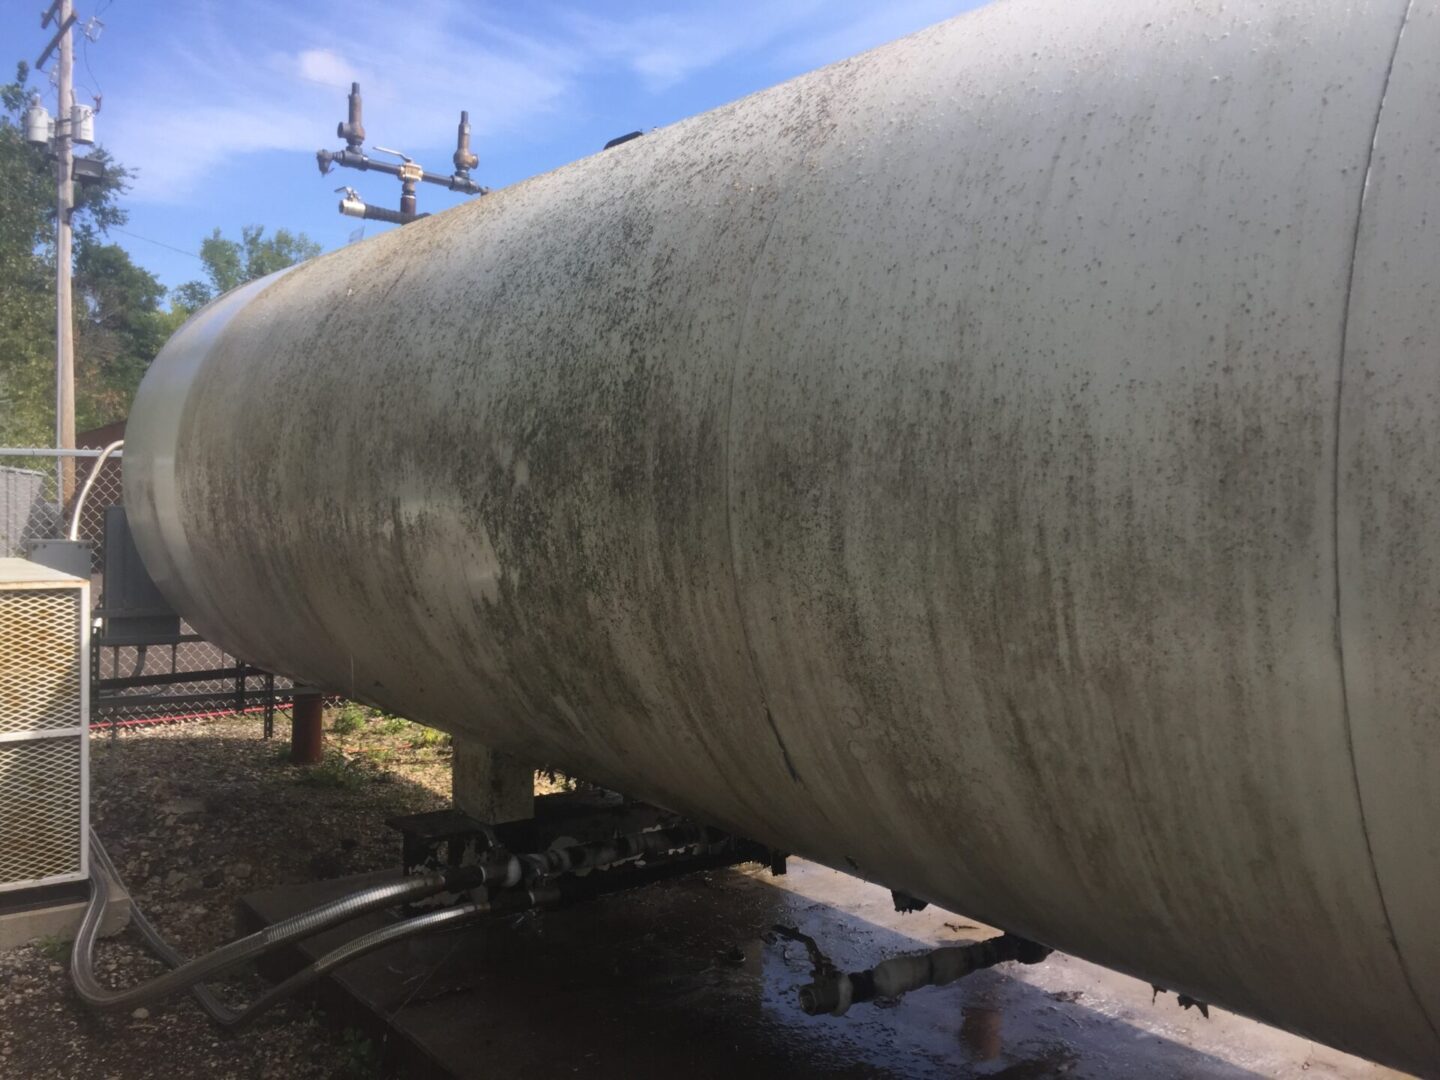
top-left (797, 933), bottom-right (1052, 1018)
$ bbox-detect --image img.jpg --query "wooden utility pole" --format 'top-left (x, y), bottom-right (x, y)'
top-left (43, 0), bottom-right (77, 503)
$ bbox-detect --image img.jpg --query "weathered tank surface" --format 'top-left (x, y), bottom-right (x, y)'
top-left (124, 0), bottom-right (1440, 1074)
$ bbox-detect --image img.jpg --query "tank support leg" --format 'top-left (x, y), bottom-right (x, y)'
top-left (452, 735), bottom-right (534, 824)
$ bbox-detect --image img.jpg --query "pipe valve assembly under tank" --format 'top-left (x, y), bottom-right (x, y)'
top-left (125, 0), bottom-right (1440, 1074)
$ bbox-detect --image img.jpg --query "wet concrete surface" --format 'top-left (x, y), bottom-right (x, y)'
top-left (243, 859), bottom-right (1409, 1079)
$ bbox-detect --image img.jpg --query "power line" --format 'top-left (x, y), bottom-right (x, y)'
top-left (110, 227), bottom-right (203, 261)
top-left (80, 32), bottom-right (101, 101)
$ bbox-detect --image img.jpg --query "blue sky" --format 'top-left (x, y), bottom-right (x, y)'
top-left (4, 0), bottom-right (984, 295)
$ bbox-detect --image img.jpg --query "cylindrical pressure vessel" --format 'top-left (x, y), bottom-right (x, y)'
top-left (125, 0), bottom-right (1440, 1072)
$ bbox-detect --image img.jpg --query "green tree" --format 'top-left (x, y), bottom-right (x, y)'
top-left (73, 241), bottom-right (170, 429)
top-left (0, 62), bottom-right (319, 441)
top-left (0, 61), bottom-right (145, 442)
top-left (174, 224), bottom-right (320, 313)
top-left (0, 66), bottom-right (60, 445)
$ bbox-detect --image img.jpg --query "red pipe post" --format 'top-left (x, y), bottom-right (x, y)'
top-left (290, 690), bottom-right (324, 765)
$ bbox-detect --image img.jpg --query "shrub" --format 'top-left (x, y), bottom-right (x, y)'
top-left (331, 704), bottom-right (367, 736)
top-left (409, 726), bottom-right (447, 750)
top-left (380, 716), bottom-right (410, 737)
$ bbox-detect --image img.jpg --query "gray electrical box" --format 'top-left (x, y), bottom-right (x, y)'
top-left (99, 505), bottom-right (179, 644)
top-left (26, 538), bottom-right (93, 581)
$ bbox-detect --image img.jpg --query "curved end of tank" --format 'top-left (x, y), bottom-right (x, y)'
top-left (123, 267), bottom-right (299, 623)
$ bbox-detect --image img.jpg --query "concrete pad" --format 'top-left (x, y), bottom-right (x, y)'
top-left (0, 867), bottom-right (129, 952)
top-left (241, 859), bottom-right (1409, 1079)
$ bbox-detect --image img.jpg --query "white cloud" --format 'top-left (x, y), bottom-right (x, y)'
top-left (296, 48), bottom-right (359, 90)
top-left (101, 0), bottom-right (990, 204)
top-left (559, 0), bottom-right (983, 90)
top-left (105, 0), bottom-right (576, 203)
top-left (109, 105), bottom-right (316, 203)
top-left (557, 3), bottom-right (826, 91)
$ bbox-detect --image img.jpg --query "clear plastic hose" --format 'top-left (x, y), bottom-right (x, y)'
top-left (71, 830), bottom-right (456, 1017)
top-left (223, 900), bottom-right (488, 1030)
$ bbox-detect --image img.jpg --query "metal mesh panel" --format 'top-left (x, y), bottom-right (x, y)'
top-left (0, 738), bottom-right (83, 885)
top-left (0, 589), bottom-right (82, 734)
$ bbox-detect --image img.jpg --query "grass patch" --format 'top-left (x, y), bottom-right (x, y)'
top-left (379, 716), bottom-right (410, 737)
top-left (275, 703), bottom-right (450, 794)
top-left (331, 704), bottom-right (368, 736)
top-left (538, 767), bottom-right (580, 793)
top-left (408, 726), bottom-right (448, 750)
top-left (298, 751), bottom-right (367, 791)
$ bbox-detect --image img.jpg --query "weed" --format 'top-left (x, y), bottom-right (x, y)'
top-left (338, 1026), bottom-right (381, 1079)
top-left (409, 726), bottom-right (447, 750)
top-left (35, 934), bottom-right (70, 962)
top-left (299, 752), bottom-right (366, 791)
top-left (379, 716), bottom-right (409, 737)
top-left (538, 767), bottom-right (579, 793)
top-left (331, 704), bottom-right (367, 736)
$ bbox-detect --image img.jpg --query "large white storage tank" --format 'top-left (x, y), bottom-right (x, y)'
top-left (124, 0), bottom-right (1440, 1073)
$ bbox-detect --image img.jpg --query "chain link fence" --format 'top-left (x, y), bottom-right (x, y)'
top-left (0, 451), bottom-right (69, 559)
top-left (1, 447), bottom-right (292, 730)
top-left (0, 447), bottom-right (121, 570)
top-left (93, 623), bottom-right (294, 731)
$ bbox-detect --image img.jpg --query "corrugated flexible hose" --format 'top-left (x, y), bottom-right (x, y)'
top-left (71, 829), bottom-right (468, 1024)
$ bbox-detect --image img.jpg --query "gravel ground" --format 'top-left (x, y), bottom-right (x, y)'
top-left (0, 709), bottom-right (464, 1080)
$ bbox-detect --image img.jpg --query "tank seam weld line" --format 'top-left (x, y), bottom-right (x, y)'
top-left (1331, 0), bottom-right (1440, 1050)
top-left (722, 194), bottom-right (804, 787)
